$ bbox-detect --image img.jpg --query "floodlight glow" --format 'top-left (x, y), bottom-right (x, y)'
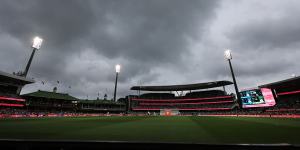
top-left (32, 36), bottom-right (43, 49)
top-left (224, 49), bottom-right (232, 60)
top-left (115, 64), bottom-right (121, 73)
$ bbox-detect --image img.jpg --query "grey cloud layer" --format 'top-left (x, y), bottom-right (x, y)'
top-left (0, 0), bottom-right (219, 98)
top-left (1, 0), bottom-right (300, 99)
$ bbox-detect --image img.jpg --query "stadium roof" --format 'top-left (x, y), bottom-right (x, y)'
top-left (22, 90), bottom-right (78, 101)
top-left (0, 70), bottom-right (34, 86)
top-left (130, 80), bottom-right (233, 91)
top-left (259, 76), bottom-right (300, 89)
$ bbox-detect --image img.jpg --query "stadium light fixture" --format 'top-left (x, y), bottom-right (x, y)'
top-left (113, 64), bottom-right (121, 102)
top-left (23, 36), bottom-right (43, 77)
top-left (32, 36), bottom-right (43, 50)
top-left (224, 49), bottom-right (232, 60)
top-left (224, 49), bottom-right (242, 108)
top-left (115, 64), bottom-right (121, 73)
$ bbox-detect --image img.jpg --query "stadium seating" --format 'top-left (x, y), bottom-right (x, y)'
top-left (130, 90), bottom-right (236, 112)
top-left (78, 100), bottom-right (126, 112)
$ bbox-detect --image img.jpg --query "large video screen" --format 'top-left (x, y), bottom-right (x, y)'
top-left (240, 88), bottom-right (276, 108)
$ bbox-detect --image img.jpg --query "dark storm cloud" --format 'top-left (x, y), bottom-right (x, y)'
top-left (3, 0), bottom-right (299, 99)
top-left (87, 0), bottom-right (217, 63)
top-left (0, 0), bottom-right (97, 47)
top-left (0, 34), bottom-right (25, 72)
top-left (0, 0), bottom-right (99, 82)
top-left (0, 0), bottom-right (220, 98)
top-left (168, 0), bottom-right (300, 92)
top-left (221, 2), bottom-right (300, 81)
top-left (227, 17), bottom-right (300, 50)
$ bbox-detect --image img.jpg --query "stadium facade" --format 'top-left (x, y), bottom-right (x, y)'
top-left (22, 90), bottom-right (78, 113)
top-left (0, 70), bottom-right (34, 108)
top-left (128, 80), bottom-right (238, 115)
top-left (258, 76), bottom-right (300, 114)
top-left (21, 90), bottom-right (126, 115)
top-left (0, 68), bottom-right (300, 117)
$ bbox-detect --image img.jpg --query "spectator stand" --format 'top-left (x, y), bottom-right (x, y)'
top-left (0, 70), bottom-right (34, 113)
top-left (128, 80), bottom-right (237, 115)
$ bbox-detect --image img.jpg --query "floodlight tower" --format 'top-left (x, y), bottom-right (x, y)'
top-left (113, 64), bottom-right (121, 102)
top-left (224, 49), bottom-right (242, 108)
top-left (23, 36), bottom-right (43, 77)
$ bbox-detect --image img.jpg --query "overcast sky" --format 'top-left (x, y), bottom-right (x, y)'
top-left (1, 0), bottom-right (300, 99)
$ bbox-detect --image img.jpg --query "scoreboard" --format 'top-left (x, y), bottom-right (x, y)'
top-left (240, 88), bottom-right (276, 108)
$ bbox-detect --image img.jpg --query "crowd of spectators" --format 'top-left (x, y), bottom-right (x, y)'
top-left (1, 107), bottom-right (299, 118)
top-left (0, 108), bottom-right (126, 118)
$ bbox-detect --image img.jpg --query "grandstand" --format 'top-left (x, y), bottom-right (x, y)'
top-left (259, 76), bottom-right (300, 115)
top-left (21, 90), bottom-right (126, 115)
top-left (22, 90), bottom-right (78, 113)
top-left (0, 88), bottom-right (127, 117)
top-left (78, 99), bottom-right (126, 113)
top-left (1, 68), bottom-right (300, 117)
top-left (129, 80), bottom-right (237, 115)
top-left (0, 70), bottom-right (34, 108)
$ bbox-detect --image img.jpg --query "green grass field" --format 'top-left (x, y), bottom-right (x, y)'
top-left (0, 116), bottom-right (299, 144)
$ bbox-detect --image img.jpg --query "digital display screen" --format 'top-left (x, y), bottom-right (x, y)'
top-left (240, 88), bottom-right (276, 108)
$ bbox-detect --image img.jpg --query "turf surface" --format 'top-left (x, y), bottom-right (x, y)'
top-left (0, 116), bottom-right (299, 144)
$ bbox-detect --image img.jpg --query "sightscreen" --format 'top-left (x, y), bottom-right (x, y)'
top-left (240, 88), bottom-right (276, 108)
top-left (160, 109), bottom-right (179, 116)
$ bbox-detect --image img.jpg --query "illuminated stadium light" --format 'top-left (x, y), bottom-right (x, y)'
top-left (224, 49), bottom-right (242, 108)
top-left (115, 64), bottom-right (121, 73)
top-left (23, 36), bottom-right (43, 77)
top-left (32, 36), bottom-right (43, 50)
top-left (224, 49), bottom-right (232, 60)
